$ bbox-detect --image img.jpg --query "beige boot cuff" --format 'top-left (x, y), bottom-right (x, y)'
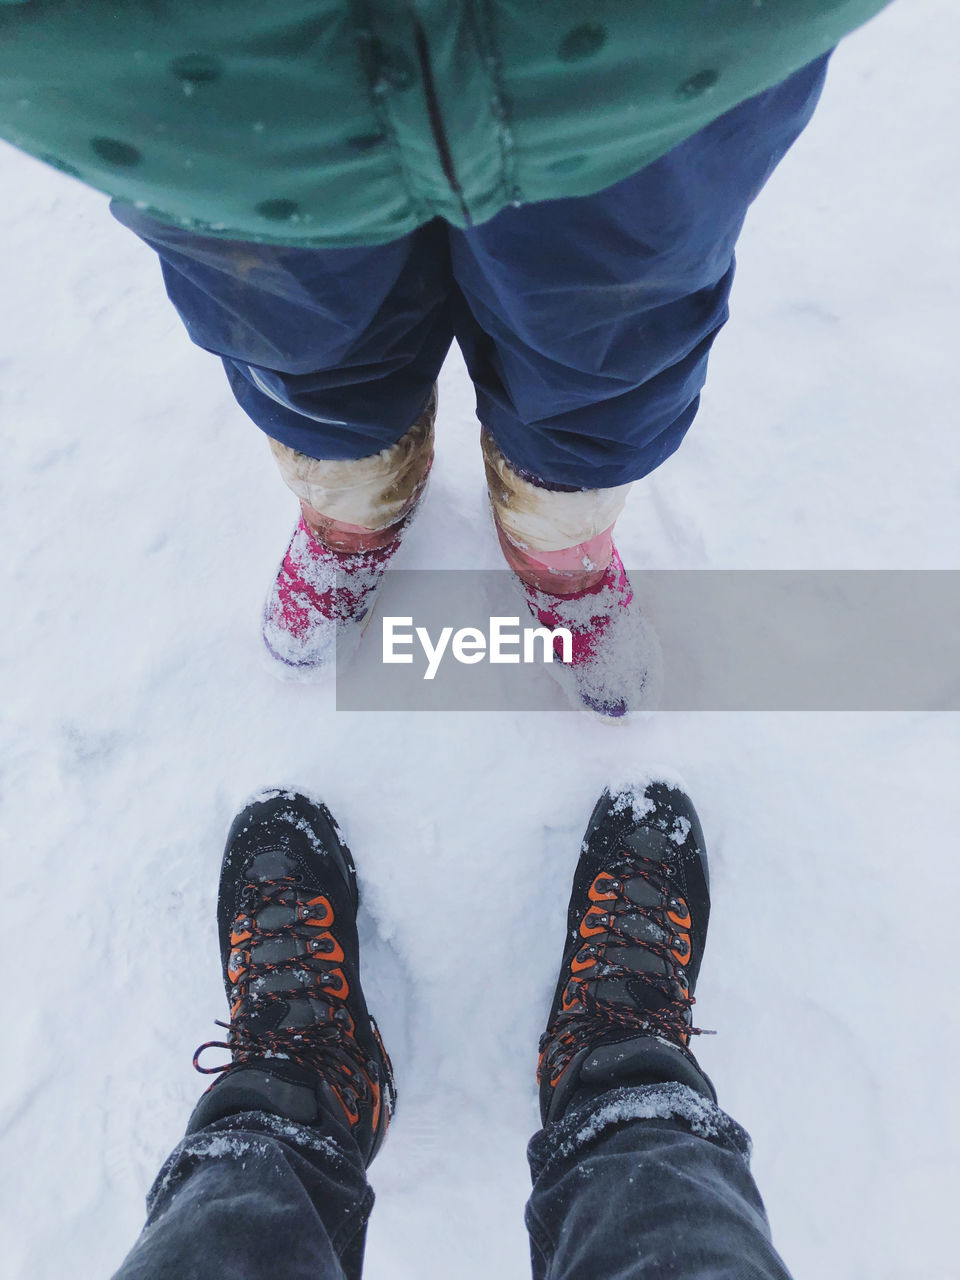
top-left (270, 389), bottom-right (436, 531)
top-left (481, 428), bottom-right (631, 553)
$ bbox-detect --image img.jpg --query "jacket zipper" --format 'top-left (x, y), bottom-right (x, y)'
top-left (413, 19), bottom-right (472, 224)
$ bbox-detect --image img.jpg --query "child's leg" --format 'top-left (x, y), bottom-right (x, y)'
top-left (452, 56), bottom-right (830, 493)
top-left (271, 390), bottom-right (436, 553)
top-left (481, 429), bottom-right (629, 595)
top-left (112, 205), bottom-right (452, 469)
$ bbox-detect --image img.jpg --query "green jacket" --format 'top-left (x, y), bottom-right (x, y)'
top-left (0, 1), bottom-right (889, 247)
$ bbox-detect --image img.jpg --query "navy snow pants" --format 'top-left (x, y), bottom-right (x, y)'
top-left (112, 1082), bottom-right (792, 1280)
top-left (114, 57), bottom-right (828, 491)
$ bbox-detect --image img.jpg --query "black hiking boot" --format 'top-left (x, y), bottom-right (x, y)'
top-left (538, 781), bottom-right (715, 1125)
top-left (190, 789), bottom-right (395, 1164)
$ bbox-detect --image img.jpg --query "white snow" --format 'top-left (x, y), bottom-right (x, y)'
top-left (1, 4), bottom-right (958, 1279)
top-left (609, 783), bottom-right (657, 826)
top-left (669, 816), bottom-right (692, 846)
top-left (554, 1083), bottom-right (735, 1159)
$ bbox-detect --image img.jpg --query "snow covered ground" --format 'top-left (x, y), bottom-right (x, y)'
top-left (1, 4), bottom-right (958, 1278)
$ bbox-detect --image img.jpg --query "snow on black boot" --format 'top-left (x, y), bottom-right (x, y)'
top-left (516, 547), bottom-right (661, 720)
top-left (261, 514), bottom-right (407, 677)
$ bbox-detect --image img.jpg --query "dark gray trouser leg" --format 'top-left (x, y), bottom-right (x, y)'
top-left (526, 1082), bottom-right (793, 1280)
top-left (111, 1108), bottom-right (373, 1280)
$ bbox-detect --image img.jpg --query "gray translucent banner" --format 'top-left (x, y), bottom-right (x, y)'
top-left (335, 570), bottom-right (960, 712)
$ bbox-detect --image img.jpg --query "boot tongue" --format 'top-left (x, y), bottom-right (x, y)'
top-left (244, 849), bottom-right (302, 969)
top-left (620, 825), bottom-right (673, 864)
top-left (278, 993), bottom-right (335, 1031)
top-left (623, 874), bottom-right (663, 910)
top-left (240, 852), bottom-right (324, 1034)
top-left (254, 903), bottom-right (298, 931)
top-left (246, 848), bottom-right (297, 879)
top-left (246, 941), bottom-right (328, 1031)
top-left (245, 986), bottom-right (332, 1036)
top-left (592, 875), bottom-right (677, 1010)
top-left (252, 936), bottom-right (305, 964)
top-left (612, 875), bottom-right (672, 979)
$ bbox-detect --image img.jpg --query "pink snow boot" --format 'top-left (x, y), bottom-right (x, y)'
top-left (510, 537), bottom-right (659, 720)
top-left (263, 395), bottom-right (435, 676)
top-left (262, 508), bottom-right (408, 676)
top-left (481, 427), bottom-right (656, 718)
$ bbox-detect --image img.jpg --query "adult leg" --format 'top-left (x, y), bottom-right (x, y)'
top-left (527, 1083), bottom-right (790, 1280)
top-left (530, 781), bottom-right (792, 1278)
top-left (112, 1104), bottom-right (372, 1280)
top-left (112, 791), bottom-right (395, 1280)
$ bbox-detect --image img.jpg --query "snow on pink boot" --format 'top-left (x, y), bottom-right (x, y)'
top-left (501, 527), bottom-right (661, 720)
top-left (263, 400), bottom-right (435, 677)
top-left (262, 508), bottom-right (407, 677)
top-left (481, 428), bottom-right (656, 717)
